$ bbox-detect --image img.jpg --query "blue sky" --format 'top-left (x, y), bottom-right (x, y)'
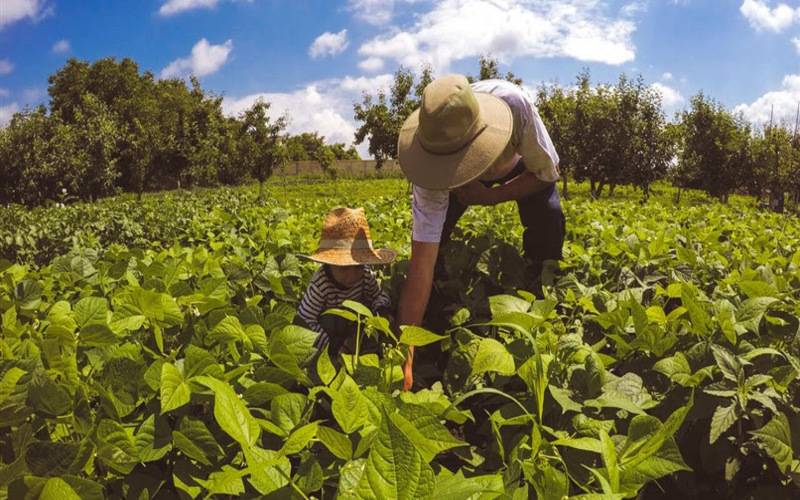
top-left (1, 0), bottom-right (800, 149)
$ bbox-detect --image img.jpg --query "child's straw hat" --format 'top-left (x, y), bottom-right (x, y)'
top-left (303, 207), bottom-right (396, 266)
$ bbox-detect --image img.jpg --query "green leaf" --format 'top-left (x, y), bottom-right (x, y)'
top-left (338, 459), bottom-right (367, 499)
top-left (738, 280), bottom-right (778, 299)
top-left (196, 466), bottom-right (246, 496)
top-left (431, 470), bottom-right (504, 500)
top-left (316, 345), bottom-right (337, 386)
top-left (135, 414), bottom-right (172, 462)
top-left (710, 344), bottom-right (743, 383)
top-left (74, 297), bottom-right (108, 328)
top-left (341, 300), bottom-right (374, 318)
top-left (244, 447), bottom-right (290, 495)
top-left (471, 338), bottom-right (515, 377)
top-left (489, 294), bottom-right (531, 316)
top-left (27, 376), bottom-right (72, 417)
top-left (355, 410), bottom-right (435, 499)
top-left (270, 392), bottom-right (307, 434)
top-left (0, 367), bottom-right (25, 404)
top-left (620, 404), bottom-right (692, 471)
top-left (318, 425), bottom-right (353, 460)
top-left (681, 285), bottom-right (711, 336)
top-left (96, 419), bottom-right (139, 474)
top-left (653, 353), bottom-right (690, 380)
top-left (193, 376), bottom-right (260, 447)
top-left (160, 362), bottom-right (191, 413)
top-left (173, 417), bottom-right (222, 466)
top-left (211, 315), bottom-right (248, 344)
top-left (25, 442), bottom-right (79, 476)
top-left (552, 436), bottom-right (602, 453)
top-left (280, 421), bottom-right (319, 455)
top-left (586, 373), bottom-right (656, 415)
top-left (389, 405), bottom-right (466, 463)
top-left (184, 345), bottom-right (223, 379)
top-left (268, 325), bottom-right (317, 378)
top-left (332, 375), bottom-right (369, 434)
top-left (749, 412), bottom-right (793, 474)
top-left (526, 462), bottom-right (569, 500)
top-left (40, 477), bottom-right (82, 500)
top-left (710, 402), bottom-right (738, 444)
top-left (243, 382), bottom-right (288, 406)
top-left (398, 326), bottom-right (447, 346)
top-left (715, 299), bottom-right (737, 345)
top-left (549, 385), bottom-right (583, 414)
top-left (737, 297), bottom-right (778, 334)
top-left (600, 430), bottom-right (620, 492)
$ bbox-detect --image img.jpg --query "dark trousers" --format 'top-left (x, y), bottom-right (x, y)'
top-left (438, 159), bottom-right (566, 284)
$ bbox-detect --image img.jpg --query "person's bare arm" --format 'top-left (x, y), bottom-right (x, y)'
top-left (397, 240), bottom-right (439, 391)
top-left (456, 171), bottom-right (553, 206)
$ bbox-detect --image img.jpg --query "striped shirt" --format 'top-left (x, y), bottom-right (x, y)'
top-left (297, 266), bottom-right (391, 349)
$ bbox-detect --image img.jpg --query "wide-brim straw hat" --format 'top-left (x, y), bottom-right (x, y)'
top-left (302, 207), bottom-right (396, 266)
top-left (398, 74), bottom-right (513, 190)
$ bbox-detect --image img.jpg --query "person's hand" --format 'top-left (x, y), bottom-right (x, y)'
top-left (454, 181), bottom-right (497, 206)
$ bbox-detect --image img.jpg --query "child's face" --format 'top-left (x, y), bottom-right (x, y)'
top-left (329, 265), bottom-right (363, 288)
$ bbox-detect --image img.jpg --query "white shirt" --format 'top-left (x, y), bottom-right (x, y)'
top-left (411, 80), bottom-right (560, 243)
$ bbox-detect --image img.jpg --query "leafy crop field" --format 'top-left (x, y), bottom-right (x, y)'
top-left (1, 178), bottom-right (799, 499)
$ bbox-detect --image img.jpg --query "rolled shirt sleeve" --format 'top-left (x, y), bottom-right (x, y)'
top-left (411, 184), bottom-right (449, 243)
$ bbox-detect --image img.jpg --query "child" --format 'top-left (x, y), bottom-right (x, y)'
top-left (297, 207), bottom-right (395, 355)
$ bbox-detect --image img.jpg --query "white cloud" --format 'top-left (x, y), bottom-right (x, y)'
top-left (662, 72), bottom-right (673, 81)
top-left (52, 39), bottom-right (70, 54)
top-left (734, 74), bottom-right (800, 125)
top-left (222, 74), bottom-right (394, 155)
top-left (0, 88), bottom-right (9, 98)
top-left (0, 59), bottom-right (13, 75)
top-left (161, 38), bottom-right (233, 79)
top-left (621, 1), bottom-right (647, 17)
top-left (348, 0), bottom-right (424, 25)
top-left (793, 36), bottom-right (800, 53)
top-left (651, 82), bottom-right (685, 109)
top-left (0, 103), bottom-right (19, 126)
top-left (358, 56), bottom-right (385, 72)
top-left (357, 0), bottom-right (637, 72)
top-left (740, 0), bottom-right (799, 32)
top-left (309, 29), bottom-right (349, 59)
top-left (159, 0), bottom-right (218, 16)
top-left (0, 0), bottom-right (48, 29)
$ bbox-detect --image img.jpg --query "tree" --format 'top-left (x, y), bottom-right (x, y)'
top-left (674, 93), bottom-right (750, 202)
top-left (468, 55), bottom-right (523, 85)
top-left (237, 100), bottom-right (287, 200)
top-left (353, 66), bottom-right (431, 169)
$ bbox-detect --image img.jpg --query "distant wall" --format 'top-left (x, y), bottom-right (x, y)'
top-left (276, 160), bottom-right (403, 177)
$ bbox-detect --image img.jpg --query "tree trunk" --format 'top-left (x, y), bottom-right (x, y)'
top-left (770, 189), bottom-right (785, 213)
top-left (258, 179), bottom-right (265, 202)
top-left (596, 179), bottom-right (606, 199)
top-left (561, 174), bottom-right (568, 199)
top-left (609, 183), bottom-right (617, 197)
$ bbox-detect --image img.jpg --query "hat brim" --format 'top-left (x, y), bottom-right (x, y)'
top-left (301, 247), bottom-right (396, 266)
top-left (398, 93), bottom-right (513, 190)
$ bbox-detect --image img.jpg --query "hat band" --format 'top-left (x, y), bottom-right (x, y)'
top-left (317, 238), bottom-right (373, 250)
top-left (419, 120), bottom-right (488, 156)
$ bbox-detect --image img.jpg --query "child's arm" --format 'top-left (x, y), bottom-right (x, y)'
top-left (297, 282), bottom-right (329, 348)
top-left (365, 269), bottom-right (392, 317)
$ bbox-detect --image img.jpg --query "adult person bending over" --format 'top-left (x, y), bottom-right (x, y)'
top-left (396, 74), bottom-right (565, 391)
